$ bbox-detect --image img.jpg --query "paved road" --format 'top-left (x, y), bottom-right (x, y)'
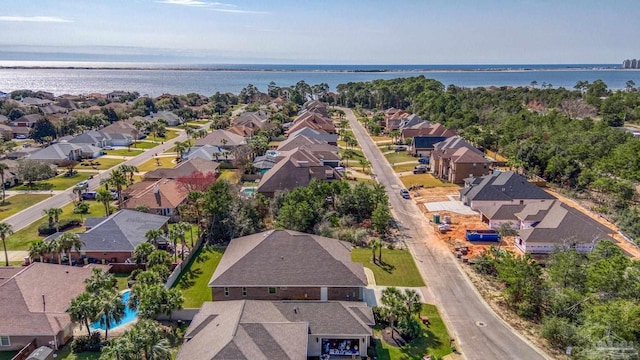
top-left (3, 133), bottom-right (187, 232)
top-left (342, 108), bottom-right (548, 360)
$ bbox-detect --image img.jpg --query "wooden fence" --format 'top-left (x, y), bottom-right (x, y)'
top-left (11, 339), bottom-right (36, 360)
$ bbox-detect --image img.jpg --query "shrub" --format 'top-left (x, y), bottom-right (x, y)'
top-left (37, 219), bottom-right (81, 235)
top-left (397, 316), bottom-right (422, 340)
top-left (541, 316), bottom-right (580, 350)
top-left (71, 331), bottom-right (104, 353)
top-left (372, 306), bottom-right (388, 327)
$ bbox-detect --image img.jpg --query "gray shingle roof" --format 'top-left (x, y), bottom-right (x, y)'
top-left (518, 201), bottom-right (615, 245)
top-left (461, 171), bottom-right (556, 202)
top-left (209, 230), bottom-right (367, 287)
top-left (77, 209), bottom-right (169, 252)
top-left (29, 143), bottom-right (81, 160)
top-left (178, 300), bottom-right (372, 360)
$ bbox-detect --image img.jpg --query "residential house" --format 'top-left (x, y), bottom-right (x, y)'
top-left (67, 130), bottom-right (133, 148)
top-left (9, 126), bottom-right (31, 139)
top-left (194, 129), bottom-right (245, 148)
top-left (121, 178), bottom-right (189, 220)
top-left (0, 123), bottom-right (13, 140)
top-left (252, 154), bottom-right (277, 174)
top-left (19, 97), bottom-right (53, 108)
top-left (478, 200), bottom-right (615, 254)
top-left (29, 143), bottom-right (102, 164)
top-left (412, 136), bottom-right (449, 158)
top-left (106, 91), bottom-right (132, 101)
top-left (460, 171), bottom-right (556, 210)
top-left (146, 111), bottom-right (183, 126)
top-left (0, 159), bottom-right (21, 188)
top-left (430, 136), bottom-right (492, 184)
top-left (144, 158), bottom-right (219, 181)
top-left (40, 104), bottom-right (68, 116)
top-left (10, 114), bottom-right (42, 128)
top-left (177, 300), bottom-right (373, 360)
top-left (233, 110), bottom-right (270, 132)
top-left (0, 263), bottom-right (109, 351)
top-left (227, 124), bottom-right (254, 137)
top-left (46, 210), bottom-right (170, 264)
top-left (184, 145), bottom-right (233, 162)
top-left (301, 100), bottom-right (329, 117)
top-left (209, 230), bottom-right (368, 301)
top-left (286, 112), bottom-right (336, 135)
top-left (286, 127), bottom-right (338, 145)
top-left (101, 120), bottom-right (139, 141)
top-left (256, 148), bottom-right (341, 197)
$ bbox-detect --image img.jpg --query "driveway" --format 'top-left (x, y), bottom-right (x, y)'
top-left (341, 107), bottom-right (548, 360)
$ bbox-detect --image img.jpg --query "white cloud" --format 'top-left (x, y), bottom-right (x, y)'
top-left (0, 16), bottom-right (72, 23)
top-left (157, 0), bottom-right (235, 7)
top-left (157, 0), bottom-right (268, 14)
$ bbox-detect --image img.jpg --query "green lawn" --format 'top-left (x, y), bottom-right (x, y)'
top-left (137, 157), bottom-right (176, 172)
top-left (80, 157), bottom-right (125, 170)
top-left (163, 145), bottom-right (177, 153)
top-left (385, 151), bottom-right (418, 164)
top-left (337, 140), bottom-right (361, 149)
top-left (187, 120), bottom-right (210, 125)
top-left (114, 273), bottom-right (130, 291)
top-left (400, 174), bottom-right (458, 189)
top-left (104, 149), bottom-right (145, 157)
top-left (161, 129), bottom-right (179, 141)
top-left (14, 172), bottom-right (93, 191)
top-left (393, 163), bottom-right (420, 173)
top-left (52, 344), bottom-right (101, 360)
top-left (0, 194), bottom-right (49, 220)
top-left (339, 149), bottom-right (366, 163)
top-left (173, 246), bottom-right (225, 308)
top-left (351, 248), bottom-right (424, 287)
top-left (132, 141), bottom-right (160, 149)
top-left (0, 351), bottom-right (18, 360)
top-left (371, 135), bottom-right (393, 142)
top-left (375, 304), bottom-right (453, 360)
top-left (5, 201), bottom-right (105, 251)
top-left (218, 169), bottom-right (240, 184)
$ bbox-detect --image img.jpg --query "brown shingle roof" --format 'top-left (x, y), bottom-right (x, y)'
top-left (144, 158), bottom-right (219, 180)
top-left (209, 230), bottom-right (367, 287)
top-left (0, 263), bottom-right (107, 337)
top-left (122, 178), bottom-right (188, 210)
top-left (195, 129), bottom-right (245, 147)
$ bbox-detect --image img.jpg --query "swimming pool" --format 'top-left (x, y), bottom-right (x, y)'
top-left (89, 290), bottom-right (138, 331)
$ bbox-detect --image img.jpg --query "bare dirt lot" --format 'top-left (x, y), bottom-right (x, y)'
top-left (413, 186), bottom-right (518, 259)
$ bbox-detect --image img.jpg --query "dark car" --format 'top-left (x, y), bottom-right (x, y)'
top-left (400, 188), bottom-right (410, 199)
top-left (394, 146), bottom-right (407, 152)
top-left (81, 191), bottom-right (97, 200)
top-left (418, 157), bottom-right (430, 164)
top-left (413, 164), bottom-right (428, 174)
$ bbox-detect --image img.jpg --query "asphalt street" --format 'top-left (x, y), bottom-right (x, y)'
top-left (4, 133), bottom-right (187, 232)
top-left (342, 108), bottom-right (548, 360)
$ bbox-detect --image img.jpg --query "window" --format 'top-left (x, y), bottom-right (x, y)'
top-left (242, 287), bottom-right (247, 296)
top-left (268, 287), bottom-right (277, 295)
top-left (224, 287), bottom-right (229, 297)
top-left (0, 336), bottom-right (9, 347)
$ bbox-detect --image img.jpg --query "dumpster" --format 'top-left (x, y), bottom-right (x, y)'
top-left (434, 214), bottom-right (441, 224)
top-left (466, 229), bottom-right (500, 242)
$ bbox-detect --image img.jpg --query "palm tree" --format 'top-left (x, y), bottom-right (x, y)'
top-left (96, 291), bottom-right (125, 341)
top-left (0, 163), bottom-right (8, 205)
top-left (369, 238), bottom-right (379, 263)
top-left (119, 164), bottom-right (138, 184)
top-left (342, 149), bottom-right (355, 167)
top-left (28, 240), bottom-right (48, 263)
top-left (72, 185), bottom-right (84, 203)
top-left (168, 228), bottom-right (180, 262)
top-left (69, 292), bottom-right (98, 337)
top-left (145, 229), bottom-right (164, 249)
top-left (132, 120), bottom-right (147, 148)
top-left (96, 188), bottom-right (113, 216)
top-left (107, 169), bottom-right (128, 209)
top-left (359, 158), bottom-right (371, 172)
top-left (174, 141), bottom-right (189, 161)
top-left (57, 232), bottom-right (83, 266)
top-left (0, 222), bottom-right (14, 266)
top-left (85, 268), bottom-right (117, 293)
top-left (389, 130), bottom-right (401, 144)
top-left (130, 319), bottom-right (171, 360)
top-left (100, 336), bottom-right (136, 360)
top-left (403, 289), bottom-right (422, 319)
top-left (175, 222), bottom-right (191, 257)
top-left (48, 238), bottom-right (63, 265)
top-left (43, 207), bottom-right (63, 231)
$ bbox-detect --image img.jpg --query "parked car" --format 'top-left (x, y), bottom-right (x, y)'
top-left (394, 146), bottom-right (407, 152)
top-left (15, 134), bottom-right (27, 139)
top-left (400, 188), bottom-right (410, 199)
top-left (77, 181), bottom-right (89, 188)
top-left (102, 146), bottom-right (115, 150)
top-left (418, 157), bottom-right (430, 164)
top-left (82, 191), bottom-right (97, 200)
top-left (413, 164), bottom-right (428, 174)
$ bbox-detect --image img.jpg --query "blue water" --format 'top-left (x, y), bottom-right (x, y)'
top-left (0, 62), bottom-right (638, 96)
top-left (89, 290), bottom-right (137, 331)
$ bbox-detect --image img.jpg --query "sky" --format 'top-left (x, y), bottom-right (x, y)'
top-left (0, 0), bottom-right (637, 64)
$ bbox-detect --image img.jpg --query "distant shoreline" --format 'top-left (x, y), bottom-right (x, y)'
top-left (0, 65), bottom-right (627, 72)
